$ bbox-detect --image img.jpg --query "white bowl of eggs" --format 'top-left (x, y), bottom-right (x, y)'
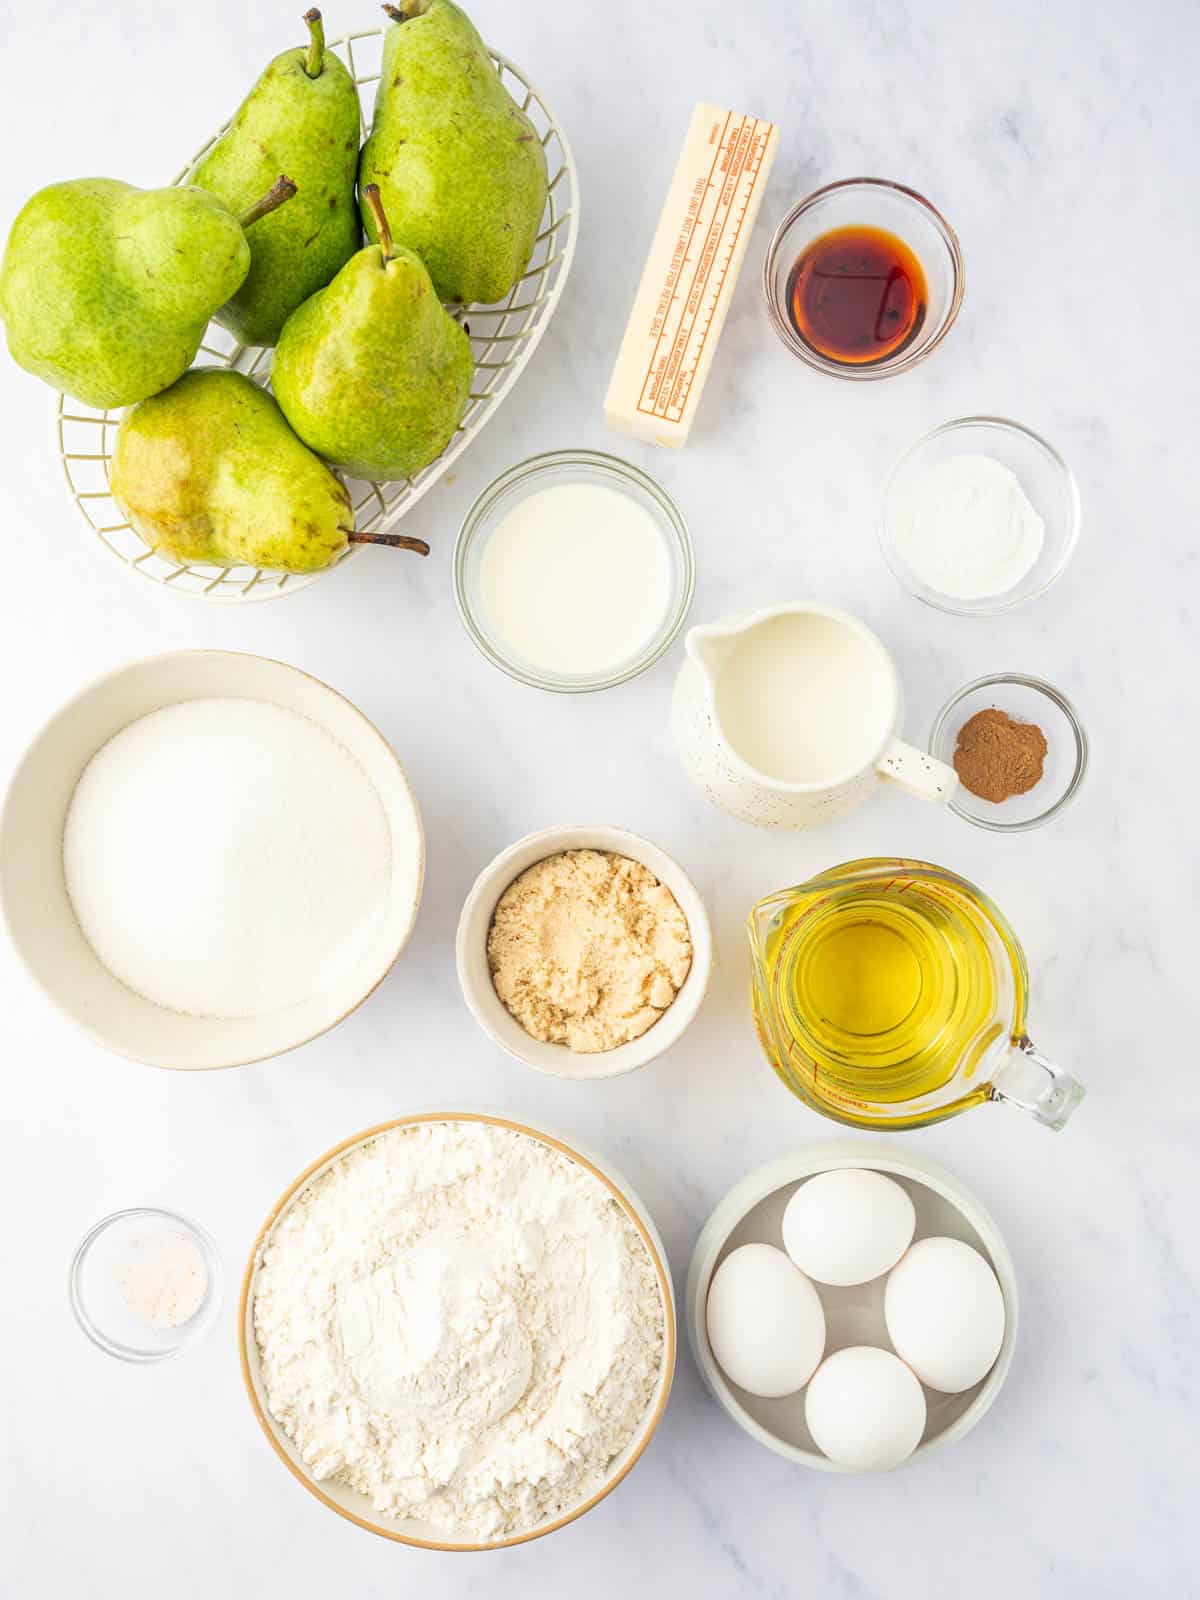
top-left (685, 1144), bottom-right (1017, 1473)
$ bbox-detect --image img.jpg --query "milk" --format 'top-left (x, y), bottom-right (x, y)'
top-left (479, 482), bottom-right (670, 677)
top-left (713, 612), bottom-right (896, 784)
top-left (675, 603), bottom-right (958, 828)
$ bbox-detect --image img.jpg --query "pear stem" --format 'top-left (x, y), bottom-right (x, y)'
top-left (381, 4), bottom-right (406, 21)
top-left (240, 175), bottom-right (298, 230)
top-left (303, 8), bottom-right (325, 76)
top-left (361, 184), bottom-right (395, 262)
top-left (344, 528), bottom-right (430, 556)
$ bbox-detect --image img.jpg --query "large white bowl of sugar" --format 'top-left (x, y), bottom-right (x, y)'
top-left (0, 651), bottom-right (424, 1069)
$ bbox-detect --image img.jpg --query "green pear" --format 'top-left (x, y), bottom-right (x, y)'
top-left (110, 369), bottom-right (429, 572)
top-left (0, 176), bottom-right (295, 409)
top-left (271, 185), bottom-right (473, 481)
top-left (190, 9), bottom-right (363, 347)
top-left (358, 0), bottom-right (548, 304)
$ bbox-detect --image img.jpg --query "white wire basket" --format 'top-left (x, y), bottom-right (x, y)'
top-left (57, 27), bottom-right (578, 602)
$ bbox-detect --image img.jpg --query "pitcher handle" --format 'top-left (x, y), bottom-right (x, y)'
top-left (990, 1038), bottom-right (1086, 1131)
top-left (876, 738), bottom-right (958, 804)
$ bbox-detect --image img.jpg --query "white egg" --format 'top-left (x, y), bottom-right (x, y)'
top-left (781, 1168), bottom-right (916, 1286)
top-left (706, 1242), bottom-right (826, 1398)
top-left (885, 1236), bottom-right (1006, 1393)
top-left (805, 1346), bottom-right (927, 1471)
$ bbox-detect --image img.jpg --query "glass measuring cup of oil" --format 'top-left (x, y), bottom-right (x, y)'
top-left (749, 859), bottom-right (1084, 1131)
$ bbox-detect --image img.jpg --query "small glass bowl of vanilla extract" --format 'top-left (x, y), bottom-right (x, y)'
top-left (763, 178), bottom-right (964, 379)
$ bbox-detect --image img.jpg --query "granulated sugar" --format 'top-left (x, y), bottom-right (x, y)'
top-left (63, 697), bottom-right (391, 1018)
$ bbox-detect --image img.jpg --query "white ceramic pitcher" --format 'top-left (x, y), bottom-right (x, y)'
top-left (671, 602), bottom-right (958, 829)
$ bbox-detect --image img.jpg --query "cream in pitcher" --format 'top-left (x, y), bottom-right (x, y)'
top-left (672, 602), bottom-right (956, 828)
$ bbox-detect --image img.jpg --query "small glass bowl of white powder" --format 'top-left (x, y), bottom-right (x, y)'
top-left (880, 416), bottom-right (1080, 615)
top-left (454, 450), bottom-right (694, 692)
top-left (70, 1208), bottom-right (222, 1361)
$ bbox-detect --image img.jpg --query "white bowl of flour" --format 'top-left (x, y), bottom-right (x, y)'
top-left (239, 1112), bottom-right (676, 1550)
top-left (0, 651), bottom-right (424, 1068)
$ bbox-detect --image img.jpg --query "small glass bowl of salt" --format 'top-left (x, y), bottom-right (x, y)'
top-left (880, 416), bottom-right (1080, 615)
top-left (69, 1208), bottom-right (223, 1362)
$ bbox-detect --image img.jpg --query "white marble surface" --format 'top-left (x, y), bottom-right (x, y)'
top-left (1, 0), bottom-right (1196, 1593)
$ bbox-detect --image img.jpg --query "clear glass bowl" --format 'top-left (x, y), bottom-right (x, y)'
top-left (454, 449), bottom-right (694, 692)
top-left (762, 177), bottom-right (964, 379)
top-left (931, 674), bottom-right (1088, 832)
top-left (881, 416), bottom-right (1081, 615)
top-left (69, 1208), bottom-right (223, 1362)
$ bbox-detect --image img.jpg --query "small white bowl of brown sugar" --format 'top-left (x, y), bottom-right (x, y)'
top-left (455, 825), bottom-right (713, 1079)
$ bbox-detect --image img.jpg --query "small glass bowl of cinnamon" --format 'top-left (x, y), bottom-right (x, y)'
top-left (931, 673), bottom-right (1088, 832)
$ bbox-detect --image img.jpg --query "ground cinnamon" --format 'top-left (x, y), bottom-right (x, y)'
top-left (952, 707), bottom-right (1047, 802)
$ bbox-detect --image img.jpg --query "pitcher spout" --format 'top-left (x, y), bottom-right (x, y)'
top-left (684, 621), bottom-right (740, 684)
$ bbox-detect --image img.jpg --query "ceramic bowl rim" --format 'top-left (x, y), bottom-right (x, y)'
top-left (238, 1109), bottom-right (677, 1551)
top-left (684, 1141), bottom-right (1019, 1472)
top-left (0, 649), bottom-right (425, 1070)
top-left (454, 824), bottom-right (714, 1079)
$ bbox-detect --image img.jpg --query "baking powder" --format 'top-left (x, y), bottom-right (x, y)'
top-left (253, 1121), bottom-right (665, 1542)
top-left (893, 452), bottom-right (1045, 600)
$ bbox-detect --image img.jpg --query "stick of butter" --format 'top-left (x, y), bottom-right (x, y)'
top-left (604, 103), bottom-right (779, 448)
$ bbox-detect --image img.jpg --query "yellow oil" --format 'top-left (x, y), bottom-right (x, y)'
top-left (752, 869), bottom-right (1013, 1128)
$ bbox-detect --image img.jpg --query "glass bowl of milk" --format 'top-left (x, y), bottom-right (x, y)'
top-left (454, 450), bottom-right (695, 691)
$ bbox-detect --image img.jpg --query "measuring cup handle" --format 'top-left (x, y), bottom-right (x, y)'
top-left (876, 738), bottom-right (958, 804)
top-left (991, 1038), bottom-right (1086, 1131)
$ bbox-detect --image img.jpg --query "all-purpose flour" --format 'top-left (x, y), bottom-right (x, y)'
top-left (253, 1121), bottom-right (665, 1543)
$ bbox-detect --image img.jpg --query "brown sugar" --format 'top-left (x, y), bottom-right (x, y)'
top-left (952, 708), bottom-right (1048, 803)
top-left (487, 849), bottom-right (692, 1052)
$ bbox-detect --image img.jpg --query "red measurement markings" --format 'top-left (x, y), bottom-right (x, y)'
top-left (636, 115), bottom-right (775, 422)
